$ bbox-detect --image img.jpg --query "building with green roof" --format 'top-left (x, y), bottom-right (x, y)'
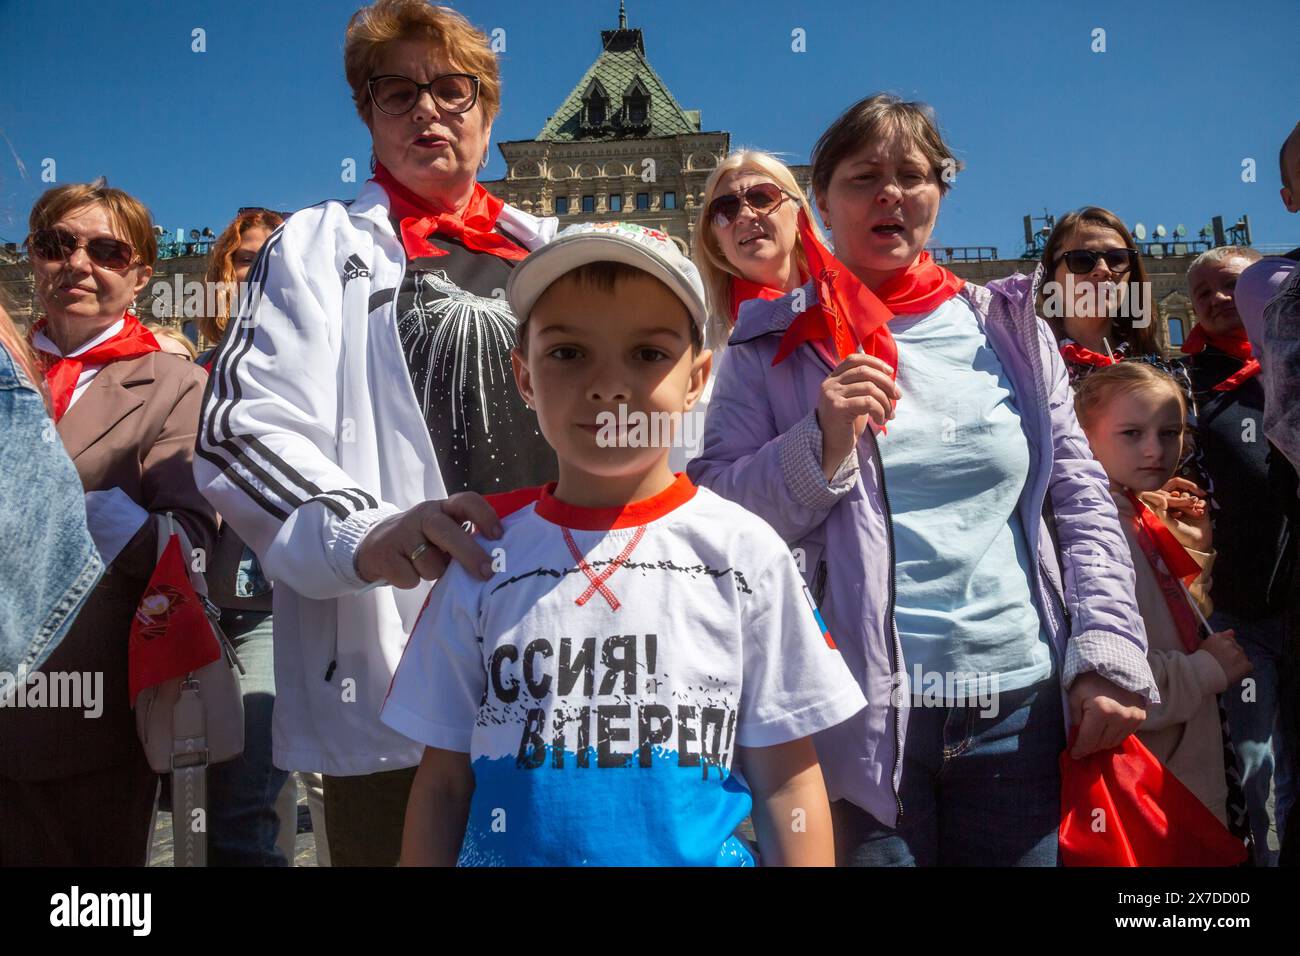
top-left (482, 3), bottom-right (811, 255)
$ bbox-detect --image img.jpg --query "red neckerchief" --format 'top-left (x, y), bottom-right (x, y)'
top-left (1123, 489), bottom-right (1203, 654)
top-left (772, 209), bottom-right (897, 371)
top-left (31, 312), bottom-right (160, 422)
top-left (371, 162), bottom-right (527, 263)
top-left (1059, 339), bottom-right (1122, 368)
top-left (873, 247), bottom-right (965, 315)
top-left (771, 210), bottom-right (963, 372)
top-left (729, 276), bottom-right (789, 324)
top-left (1181, 323), bottom-right (1261, 392)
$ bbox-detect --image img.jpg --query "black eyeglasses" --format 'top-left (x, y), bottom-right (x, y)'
top-left (367, 73), bottom-right (481, 116)
top-left (707, 183), bottom-right (794, 227)
top-left (27, 228), bottom-right (136, 270)
top-left (1054, 247), bottom-right (1138, 276)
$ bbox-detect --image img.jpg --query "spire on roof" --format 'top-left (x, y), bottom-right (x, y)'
top-left (536, 7), bottom-right (701, 141)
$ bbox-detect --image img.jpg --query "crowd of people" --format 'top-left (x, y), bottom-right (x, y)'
top-left (1, 0), bottom-right (1298, 868)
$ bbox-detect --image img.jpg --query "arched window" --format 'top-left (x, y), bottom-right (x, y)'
top-left (1167, 316), bottom-right (1186, 348)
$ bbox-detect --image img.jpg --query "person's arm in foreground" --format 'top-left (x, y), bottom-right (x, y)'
top-left (742, 737), bottom-right (835, 866)
top-left (400, 746), bottom-right (474, 867)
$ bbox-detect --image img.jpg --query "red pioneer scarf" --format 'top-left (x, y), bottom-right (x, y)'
top-left (771, 210), bottom-right (963, 372)
top-left (372, 162), bottom-right (526, 263)
top-left (1180, 323), bottom-right (1261, 392)
top-left (1059, 339), bottom-right (1122, 368)
top-left (872, 246), bottom-right (965, 315)
top-left (729, 276), bottom-right (790, 324)
top-left (1124, 489), bottom-right (1203, 654)
top-left (31, 312), bottom-right (161, 422)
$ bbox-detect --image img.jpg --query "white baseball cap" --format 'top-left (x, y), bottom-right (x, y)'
top-left (506, 221), bottom-right (708, 334)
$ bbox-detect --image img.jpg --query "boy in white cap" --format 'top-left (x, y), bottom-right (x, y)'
top-left (381, 221), bottom-right (865, 866)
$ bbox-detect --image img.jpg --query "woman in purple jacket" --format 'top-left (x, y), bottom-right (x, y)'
top-left (688, 93), bottom-right (1157, 866)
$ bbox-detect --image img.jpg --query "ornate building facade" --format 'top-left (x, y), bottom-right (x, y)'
top-left (480, 5), bottom-right (812, 256)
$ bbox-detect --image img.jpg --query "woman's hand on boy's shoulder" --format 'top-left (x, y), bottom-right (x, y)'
top-left (356, 493), bottom-right (504, 589)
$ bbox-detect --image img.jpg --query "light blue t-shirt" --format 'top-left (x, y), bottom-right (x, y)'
top-left (876, 296), bottom-right (1051, 701)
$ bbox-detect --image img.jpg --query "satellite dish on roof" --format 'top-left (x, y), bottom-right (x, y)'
top-left (1174, 224), bottom-right (1187, 237)
top-left (1155, 224), bottom-right (1167, 238)
top-left (1134, 222), bottom-right (1147, 241)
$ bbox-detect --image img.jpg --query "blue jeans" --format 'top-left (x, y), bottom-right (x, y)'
top-left (831, 678), bottom-right (1065, 866)
top-left (1212, 609), bottom-right (1296, 864)
top-left (207, 610), bottom-right (290, 866)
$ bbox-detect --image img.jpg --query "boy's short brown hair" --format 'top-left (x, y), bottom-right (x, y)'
top-left (516, 260), bottom-right (703, 354)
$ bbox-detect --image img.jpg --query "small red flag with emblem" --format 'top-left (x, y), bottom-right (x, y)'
top-left (128, 533), bottom-right (220, 705)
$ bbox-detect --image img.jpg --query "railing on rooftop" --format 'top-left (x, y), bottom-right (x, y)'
top-left (927, 245), bottom-right (999, 263)
top-left (158, 238), bottom-right (215, 260)
top-left (1134, 239), bottom-right (1213, 258)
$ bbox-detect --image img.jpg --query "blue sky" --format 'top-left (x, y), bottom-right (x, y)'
top-left (1, 0), bottom-right (1296, 256)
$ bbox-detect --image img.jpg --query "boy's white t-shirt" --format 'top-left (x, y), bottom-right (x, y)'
top-left (381, 473), bottom-right (866, 866)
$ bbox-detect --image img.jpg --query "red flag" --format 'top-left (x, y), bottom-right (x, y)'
top-left (1124, 489), bottom-right (1203, 585)
top-left (1059, 730), bottom-right (1247, 867)
top-left (128, 533), bottom-right (221, 705)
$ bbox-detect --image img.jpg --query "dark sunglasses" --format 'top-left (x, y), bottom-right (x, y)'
top-left (367, 72), bottom-right (480, 116)
top-left (707, 183), bottom-right (793, 226)
top-left (27, 228), bottom-right (136, 270)
top-left (1054, 247), bottom-right (1138, 275)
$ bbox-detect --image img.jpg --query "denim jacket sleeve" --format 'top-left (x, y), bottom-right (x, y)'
top-left (1037, 322), bottom-right (1159, 704)
top-left (0, 344), bottom-right (102, 675)
top-left (686, 334), bottom-right (857, 544)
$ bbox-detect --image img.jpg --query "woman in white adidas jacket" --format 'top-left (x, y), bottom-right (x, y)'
top-left (196, 0), bottom-right (557, 865)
